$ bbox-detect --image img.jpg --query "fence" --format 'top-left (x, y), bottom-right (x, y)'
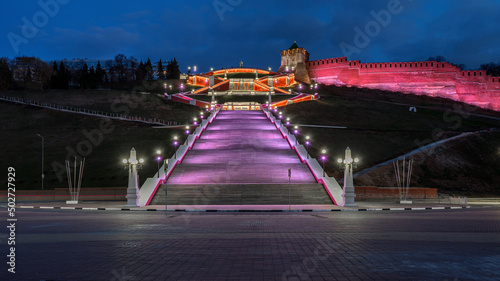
top-left (0, 95), bottom-right (178, 126)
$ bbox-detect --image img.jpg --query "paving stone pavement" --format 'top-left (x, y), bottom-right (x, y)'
top-left (1, 206), bottom-right (500, 280)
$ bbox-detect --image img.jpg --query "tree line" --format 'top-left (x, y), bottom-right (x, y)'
top-left (0, 54), bottom-right (181, 91)
top-left (427, 55), bottom-right (500, 75)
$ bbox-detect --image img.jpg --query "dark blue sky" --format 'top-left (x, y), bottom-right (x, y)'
top-left (2, 0), bottom-right (500, 71)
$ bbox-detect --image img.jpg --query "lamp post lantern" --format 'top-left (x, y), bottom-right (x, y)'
top-left (173, 136), bottom-right (178, 159)
top-left (321, 149), bottom-right (327, 177)
top-left (305, 136), bottom-right (310, 158)
top-left (155, 150), bottom-right (162, 178)
top-left (36, 134), bottom-right (44, 190)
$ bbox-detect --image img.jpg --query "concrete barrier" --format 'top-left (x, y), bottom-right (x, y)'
top-left (355, 186), bottom-right (438, 199)
top-left (0, 187), bottom-right (126, 203)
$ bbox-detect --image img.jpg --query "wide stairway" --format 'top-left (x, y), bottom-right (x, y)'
top-left (150, 110), bottom-right (332, 205)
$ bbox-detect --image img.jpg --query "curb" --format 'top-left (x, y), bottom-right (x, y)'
top-left (16, 205), bottom-right (471, 212)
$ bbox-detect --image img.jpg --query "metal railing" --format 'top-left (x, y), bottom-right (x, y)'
top-left (0, 95), bottom-right (178, 126)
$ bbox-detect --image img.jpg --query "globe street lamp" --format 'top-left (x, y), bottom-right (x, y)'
top-left (155, 150), bottom-right (162, 178)
top-left (321, 149), bottom-right (327, 177)
top-left (305, 136), bottom-right (310, 158)
top-left (173, 136), bottom-right (178, 159)
top-left (36, 134), bottom-right (44, 190)
top-left (193, 117), bottom-right (198, 126)
top-left (294, 125), bottom-right (299, 145)
top-left (185, 125), bottom-right (190, 135)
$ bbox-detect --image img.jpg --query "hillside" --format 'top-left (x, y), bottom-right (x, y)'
top-left (286, 84), bottom-right (500, 196)
top-left (1, 85), bottom-right (499, 196)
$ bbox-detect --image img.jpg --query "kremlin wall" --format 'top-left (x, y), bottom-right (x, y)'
top-left (281, 43), bottom-right (500, 111)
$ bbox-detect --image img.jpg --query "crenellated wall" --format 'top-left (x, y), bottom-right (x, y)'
top-left (307, 57), bottom-right (500, 111)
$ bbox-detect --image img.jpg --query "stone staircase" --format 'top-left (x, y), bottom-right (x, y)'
top-left (149, 183), bottom-right (332, 205)
top-left (147, 110), bottom-right (334, 206)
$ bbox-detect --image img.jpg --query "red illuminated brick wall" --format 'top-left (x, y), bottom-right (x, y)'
top-left (307, 57), bottom-right (500, 111)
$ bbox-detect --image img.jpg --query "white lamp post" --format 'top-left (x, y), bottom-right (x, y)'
top-left (173, 136), bottom-right (178, 159)
top-left (321, 150), bottom-right (327, 177)
top-left (294, 126), bottom-right (299, 145)
top-left (338, 147), bottom-right (358, 207)
top-left (305, 136), bottom-right (310, 158)
top-left (124, 148), bottom-right (143, 207)
top-left (156, 150), bottom-right (162, 178)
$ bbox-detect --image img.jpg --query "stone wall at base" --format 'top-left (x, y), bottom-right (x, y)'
top-left (355, 186), bottom-right (438, 200)
top-left (0, 187), bottom-right (126, 203)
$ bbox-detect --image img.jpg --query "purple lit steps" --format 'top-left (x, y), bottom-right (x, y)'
top-left (150, 110), bottom-right (331, 205)
top-left (150, 184), bottom-right (333, 205)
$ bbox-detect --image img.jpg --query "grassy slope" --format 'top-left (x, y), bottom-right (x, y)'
top-left (1, 89), bottom-right (198, 121)
top-left (0, 90), bottom-right (199, 190)
top-left (2, 86), bottom-right (499, 195)
top-left (285, 85), bottom-right (500, 195)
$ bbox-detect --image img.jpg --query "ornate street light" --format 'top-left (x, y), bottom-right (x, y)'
top-left (337, 147), bottom-right (359, 207)
top-left (321, 149), bottom-right (327, 177)
top-left (155, 150), bottom-right (162, 178)
top-left (294, 125), bottom-right (299, 145)
top-left (173, 136), bottom-right (178, 159)
top-left (305, 136), bottom-right (310, 158)
top-left (123, 148), bottom-right (144, 207)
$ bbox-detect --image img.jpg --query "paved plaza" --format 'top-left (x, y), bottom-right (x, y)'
top-left (1, 206), bottom-right (500, 280)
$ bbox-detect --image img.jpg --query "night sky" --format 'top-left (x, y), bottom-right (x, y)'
top-left (2, 0), bottom-right (500, 71)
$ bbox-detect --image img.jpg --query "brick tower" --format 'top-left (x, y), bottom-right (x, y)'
top-left (278, 41), bottom-right (311, 84)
